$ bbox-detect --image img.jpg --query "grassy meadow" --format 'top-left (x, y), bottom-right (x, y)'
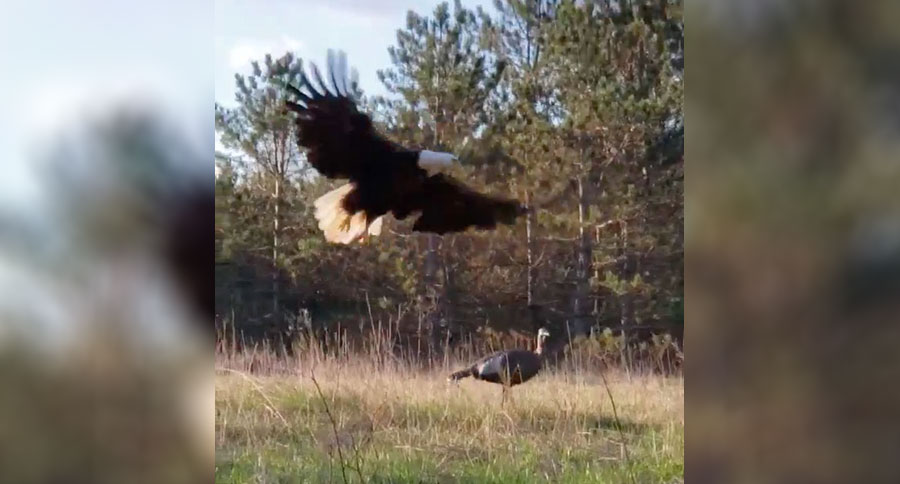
top-left (215, 334), bottom-right (683, 483)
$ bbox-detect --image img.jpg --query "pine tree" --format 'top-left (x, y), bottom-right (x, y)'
top-left (376, 0), bottom-right (507, 350)
top-left (486, 0), bottom-right (566, 327)
top-left (215, 52), bottom-right (309, 334)
top-left (542, 0), bottom-right (683, 335)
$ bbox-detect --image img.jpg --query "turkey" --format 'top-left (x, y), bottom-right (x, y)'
top-left (448, 328), bottom-right (550, 404)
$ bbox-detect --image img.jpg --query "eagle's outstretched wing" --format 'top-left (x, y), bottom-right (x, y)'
top-left (410, 174), bottom-right (527, 234)
top-left (285, 50), bottom-right (404, 180)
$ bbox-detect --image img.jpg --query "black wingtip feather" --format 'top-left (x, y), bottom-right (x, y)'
top-left (327, 49), bottom-right (342, 96)
top-left (282, 50), bottom-right (402, 181)
top-left (349, 67), bottom-right (359, 93)
top-left (309, 62), bottom-right (334, 97)
top-left (285, 83), bottom-right (303, 96)
top-left (285, 84), bottom-right (312, 105)
top-left (298, 68), bottom-right (325, 98)
top-left (284, 100), bottom-right (305, 113)
top-left (336, 51), bottom-right (349, 95)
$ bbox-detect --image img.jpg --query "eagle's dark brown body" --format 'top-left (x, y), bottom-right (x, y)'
top-left (284, 50), bottom-right (526, 244)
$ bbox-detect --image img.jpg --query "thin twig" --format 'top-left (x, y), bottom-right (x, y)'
top-left (598, 368), bottom-right (636, 484)
top-left (310, 370), bottom-right (364, 484)
top-left (343, 414), bottom-right (367, 482)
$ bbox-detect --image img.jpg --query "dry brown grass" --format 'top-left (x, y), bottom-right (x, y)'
top-left (215, 333), bottom-right (683, 483)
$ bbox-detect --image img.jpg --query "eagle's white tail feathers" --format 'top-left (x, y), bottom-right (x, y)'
top-left (417, 150), bottom-right (457, 176)
top-left (313, 184), bottom-right (384, 244)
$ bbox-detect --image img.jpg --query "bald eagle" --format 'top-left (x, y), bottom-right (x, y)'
top-left (285, 50), bottom-right (527, 244)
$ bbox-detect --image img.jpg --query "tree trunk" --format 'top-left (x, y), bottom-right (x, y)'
top-left (272, 177), bottom-right (281, 330)
top-left (441, 254), bottom-right (456, 354)
top-left (423, 123), bottom-right (447, 359)
top-left (423, 234), bottom-right (441, 358)
top-left (571, 174), bottom-right (592, 337)
top-left (525, 190), bottom-right (538, 328)
top-left (618, 222), bottom-right (632, 328)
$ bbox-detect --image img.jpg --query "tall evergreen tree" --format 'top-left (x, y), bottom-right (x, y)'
top-left (376, 0), bottom-right (507, 347)
top-left (215, 52), bottom-right (308, 333)
top-left (485, 0), bottom-right (566, 327)
top-left (542, 0), bottom-right (683, 335)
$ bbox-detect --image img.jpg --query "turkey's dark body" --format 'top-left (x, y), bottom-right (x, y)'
top-left (449, 348), bottom-right (544, 387)
top-left (472, 350), bottom-right (543, 386)
top-left (448, 328), bottom-right (550, 404)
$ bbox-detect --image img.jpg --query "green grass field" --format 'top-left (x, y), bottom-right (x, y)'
top-left (215, 354), bottom-right (683, 483)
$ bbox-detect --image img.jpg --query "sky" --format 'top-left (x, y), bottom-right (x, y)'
top-left (214, 0), bottom-right (494, 156)
top-left (0, 0), bottom-right (211, 347)
top-left (0, 0), bottom-right (496, 345)
top-left (0, 0), bottom-right (495, 208)
top-left (215, 0), bottom-right (494, 106)
top-left (0, 0), bottom-right (212, 211)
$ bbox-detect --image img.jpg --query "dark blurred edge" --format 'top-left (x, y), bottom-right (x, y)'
top-left (0, 3), bottom-right (215, 484)
top-left (686, 1), bottom-right (900, 483)
top-left (164, 176), bottom-right (216, 331)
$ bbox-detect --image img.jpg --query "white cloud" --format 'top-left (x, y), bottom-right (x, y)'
top-left (227, 43), bottom-right (264, 70)
top-left (291, 0), bottom-right (418, 21)
top-left (280, 35), bottom-right (303, 52)
top-left (227, 36), bottom-right (305, 70)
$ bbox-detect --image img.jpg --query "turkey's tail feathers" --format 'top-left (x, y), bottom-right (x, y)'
top-left (313, 183), bottom-right (384, 244)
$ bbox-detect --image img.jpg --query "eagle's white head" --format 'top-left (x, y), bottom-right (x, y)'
top-left (417, 150), bottom-right (457, 175)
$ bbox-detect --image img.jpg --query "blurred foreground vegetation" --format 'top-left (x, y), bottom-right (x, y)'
top-left (687, 1), bottom-right (900, 482)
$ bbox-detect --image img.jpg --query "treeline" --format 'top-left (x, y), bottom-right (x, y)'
top-left (214, 0), bottom-right (683, 359)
